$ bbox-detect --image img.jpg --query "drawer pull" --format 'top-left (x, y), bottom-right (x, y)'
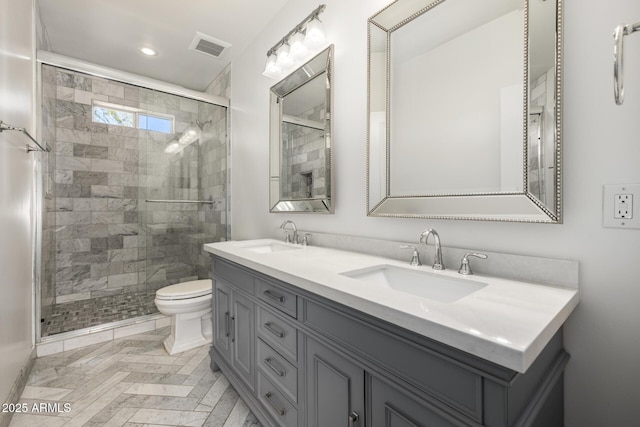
top-left (265, 392), bottom-right (287, 416)
top-left (263, 289), bottom-right (286, 303)
top-left (264, 321), bottom-right (285, 338)
top-left (264, 357), bottom-right (286, 377)
top-left (349, 411), bottom-right (360, 427)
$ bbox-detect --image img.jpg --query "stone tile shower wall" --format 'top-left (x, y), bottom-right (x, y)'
top-left (45, 64), bottom-right (228, 307)
top-left (281, 103), bottom-right (329, 200)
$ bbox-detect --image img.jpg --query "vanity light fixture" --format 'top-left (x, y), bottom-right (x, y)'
top-left (275, 43), bottom-right (295, 70)
top-left (263, 53), bottom-right (280, 79)
top-left (289, 31), bottom-right (309, 61)
top-left (304, 16), bottom-right (326, 49)
top-left (262, 4), bottom-right (327, 80)
top-left (140, 47), bottom-right (158, 56)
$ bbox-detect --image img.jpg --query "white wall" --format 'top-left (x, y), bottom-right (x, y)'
top-left (0, 0), bottom-right (35, 405)
top-left (231, 0), bottom-right (640, 425)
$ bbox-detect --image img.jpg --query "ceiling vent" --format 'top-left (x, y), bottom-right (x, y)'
top-left (189, 32), bottom-right (231, 59)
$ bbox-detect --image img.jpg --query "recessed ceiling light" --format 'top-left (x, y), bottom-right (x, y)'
top-left (140, 47), bottom-right (158, 56)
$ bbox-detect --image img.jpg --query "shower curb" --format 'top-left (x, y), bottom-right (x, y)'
top-left (36, 313), bottom-right (170, 357)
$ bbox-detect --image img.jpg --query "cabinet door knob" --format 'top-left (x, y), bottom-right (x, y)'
top-left (348, 411), bottom-right (360, 427)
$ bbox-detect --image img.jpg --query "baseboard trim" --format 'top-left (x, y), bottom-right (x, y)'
top-left (0, 347), bottom-right (36, 427)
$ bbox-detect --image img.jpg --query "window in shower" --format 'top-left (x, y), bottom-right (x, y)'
top-left (92, 102), bottom-right (135, 127)
top-left (92, 101), bottom-right (174, 133)
top-left (139, 113), bottom-right (173, 133)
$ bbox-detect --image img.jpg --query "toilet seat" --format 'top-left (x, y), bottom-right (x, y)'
top-left (155, 279), bottom-right (211, 301)
top-left (154, 293), bottom-right (211, 314)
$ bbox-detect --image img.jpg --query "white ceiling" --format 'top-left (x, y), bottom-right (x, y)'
top-left (37, 0), bottom-right (290, 91)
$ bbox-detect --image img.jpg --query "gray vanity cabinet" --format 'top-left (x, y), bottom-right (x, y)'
top-left (305, 337), bottom-right (365, 426)
top-left (209, 257), bottom-right (567, 427)
top-left (212, 277), bottom-right (255, 391)
top-left (213, 280), bottom-right (232, 359)
top-left (369, 377), bottom-right (464, 427)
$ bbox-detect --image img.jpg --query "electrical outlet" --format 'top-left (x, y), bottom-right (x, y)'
top-left (614, 194), bottom-right (633, 219)
top-left (603, 184), bottom-right (640, 229)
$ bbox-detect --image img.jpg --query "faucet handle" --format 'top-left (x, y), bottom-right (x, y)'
top-left (302, 233), bottom-right (312, 246)
top-left (458, 253), bottom-right (488, 275)
top-left (400, 245), bottom-right (422, 266)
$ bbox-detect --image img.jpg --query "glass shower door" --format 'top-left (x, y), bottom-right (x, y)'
top-left (138, 88), bottom-right (228, 293)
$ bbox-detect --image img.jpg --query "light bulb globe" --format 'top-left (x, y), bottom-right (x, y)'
top-left (262, 53), bottom-right (282, 79)
top-left (304, 18), bottom-right (325, 50)
top-left (289, 32), bottom-right (310, 61)
top-left (275, 44), bottom-right (295, 72)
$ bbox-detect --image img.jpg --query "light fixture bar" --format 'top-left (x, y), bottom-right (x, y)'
top-left (266, 4), bottom-right (326, 57)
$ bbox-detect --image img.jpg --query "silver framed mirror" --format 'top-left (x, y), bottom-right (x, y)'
top-left (367, 0), bottom-right (562, 222)
top-left (270, 45), bottom-right (334, 213)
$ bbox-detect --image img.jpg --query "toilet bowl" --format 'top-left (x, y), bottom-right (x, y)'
top-left (154, 279), bottom-right (213, 355)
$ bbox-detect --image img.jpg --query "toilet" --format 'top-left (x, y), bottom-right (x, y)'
top-left (154, 279), bottom-right (213, 355)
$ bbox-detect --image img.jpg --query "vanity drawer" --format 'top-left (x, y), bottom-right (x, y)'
top-left (257, 372), bottom-right (298, 427)
top-left (257, 279), bottom-right (297, 318)
top-left (257, 338), bottom-right (298, 403)
top-left (257, 307), bottom-right (297, 363)
top-left (213, 259), bottom-right (254, 295)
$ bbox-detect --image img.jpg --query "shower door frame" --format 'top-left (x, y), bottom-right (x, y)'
top-left (34, 51), bottom-right (230, 343)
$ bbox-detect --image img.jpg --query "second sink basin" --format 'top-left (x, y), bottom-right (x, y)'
top-left (241, 242), bottom-right (302, 254)
top-left (341, 265), bottom-right (487, 303)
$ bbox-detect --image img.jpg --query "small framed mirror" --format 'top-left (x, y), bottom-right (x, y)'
top-left (270, 45), bottom-right (334, 213)
top-left (367, 0), bottom-right (562, 222)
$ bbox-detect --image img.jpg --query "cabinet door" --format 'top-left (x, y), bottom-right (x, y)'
top-left (306, 337), bottom-right (365, 427)
top-left (213, 279), bottom-right (232, 362)
top-left (232, 291), bottom-right (255, 389)
top-left (370, 377), bottom-right (462, 427)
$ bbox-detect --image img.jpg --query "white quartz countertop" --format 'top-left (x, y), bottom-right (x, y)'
top-left (204, 239), bottom-right (579, 373)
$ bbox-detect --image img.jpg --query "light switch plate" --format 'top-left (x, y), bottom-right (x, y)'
top-left (603, 184), bottom-right (640, 229)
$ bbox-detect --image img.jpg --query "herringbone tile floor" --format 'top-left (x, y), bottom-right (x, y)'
top-left (9, 327), bottom-right (260, 427)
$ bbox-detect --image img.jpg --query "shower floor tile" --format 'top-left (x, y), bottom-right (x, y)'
top-left (42, 290), bottom-right (159, 337)
top-left (11, 327), bottom-right (261, 427)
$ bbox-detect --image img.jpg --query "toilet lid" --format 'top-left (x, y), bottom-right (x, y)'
top-left (156, 279), bottom-right (212, 300)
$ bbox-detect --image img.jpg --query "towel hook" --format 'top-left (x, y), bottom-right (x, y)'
top-left (614, 21), bottom-right (640, 105)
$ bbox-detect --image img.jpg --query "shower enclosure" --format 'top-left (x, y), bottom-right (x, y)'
top-left (37, 59), bottom-right (229, 339)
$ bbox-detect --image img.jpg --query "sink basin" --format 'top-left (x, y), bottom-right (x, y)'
top-left (241, 242), bottom-right (302, 254)
top-left (341, 265), bottom-right (487, 303)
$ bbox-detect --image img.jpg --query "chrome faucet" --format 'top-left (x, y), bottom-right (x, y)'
top-left (280, 220), bottom-right (298, 244)
top-left (419, 228), bottom-right (445, 270)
